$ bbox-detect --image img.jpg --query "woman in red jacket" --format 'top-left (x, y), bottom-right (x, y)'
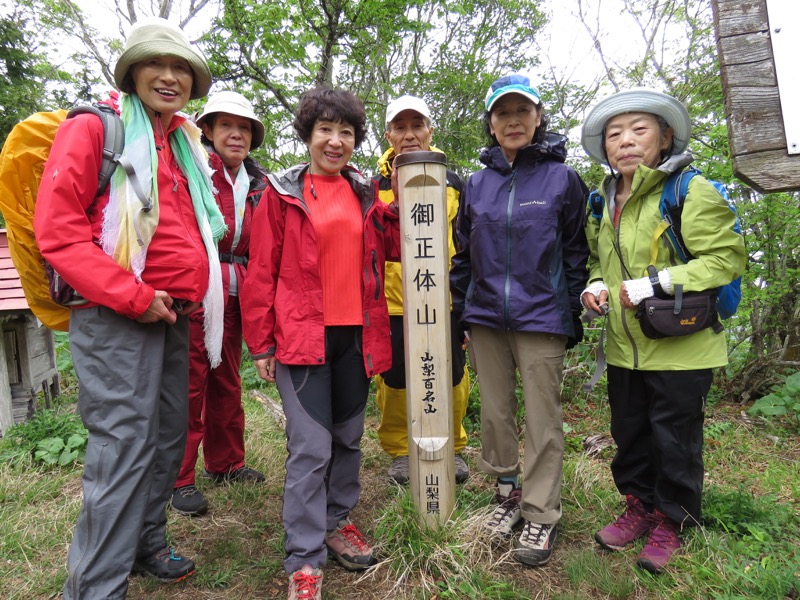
top-left (171, 91), bottom-right (268, 517)
top-left (241, 87), bottom-right (400, 600)
top-left (34, 17), bottom-right (223, 598)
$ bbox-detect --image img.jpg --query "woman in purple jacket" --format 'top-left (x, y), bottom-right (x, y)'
top-left (450, 74), bottom-right (589, 567)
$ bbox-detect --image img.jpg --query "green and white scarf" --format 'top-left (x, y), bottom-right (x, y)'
top-left (101, 94), bottom-right (227, 366)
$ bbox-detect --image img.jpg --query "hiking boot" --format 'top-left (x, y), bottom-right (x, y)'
top-left (637, 511), bottom-right (682, 574)
top-left (484, 481), bottom-right (523, 538)
top-left (454, 455), bottom-right (470, 484)
top-left (170, 484), bottom-right (208, 517)
top-left (595, 495), bottom-right (650, 551)
top-left (132, 547), bottom-right (195, 582)
top-left (203, 465), bottom-right (265, 484)
top-left (388, 455), bottom-right (409, 485)
top-left (288, 564), bottom-right (322, 600)
top-left (513, 521), bottom-right (558, 566)
top-left (325, 519), bottom-right (377, 571)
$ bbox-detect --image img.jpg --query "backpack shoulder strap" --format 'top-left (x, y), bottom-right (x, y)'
top-left (588, 189), bottom-right (604, 221)
top-left (66, 104), bottom-right (151, 212)
top-left (657, 167), bottom-right (700, 264)
top-left (66, 104), bottom-right (124, 196)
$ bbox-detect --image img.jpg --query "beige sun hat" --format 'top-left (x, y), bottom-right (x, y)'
top-left (196, 91), bottom-right (266, 149)
top-left (114, 17), bottom-right (212, 100)
top-left (581, 87), bottom-right (691, 165)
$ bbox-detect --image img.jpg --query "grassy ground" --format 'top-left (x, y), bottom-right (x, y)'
top-left (1, 366), bottom-right (798, 599)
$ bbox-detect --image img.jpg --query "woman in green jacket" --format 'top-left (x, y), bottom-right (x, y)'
top-left (580, 88), bottom-right (746, 574)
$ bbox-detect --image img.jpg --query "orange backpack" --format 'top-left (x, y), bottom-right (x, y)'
top-left (0, 105), bottom-right (124, 330)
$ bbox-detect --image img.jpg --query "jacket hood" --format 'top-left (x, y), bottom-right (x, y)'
top-left (268, 163), bottom-right (373, 215)
top-left (480, 131), bottom-right (568, 173)
top-left (600, 151), bottom-right (694, 202)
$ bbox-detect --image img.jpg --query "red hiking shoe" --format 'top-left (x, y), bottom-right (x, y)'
top-left (595, 495), bottom-right (651, 551)
top-left (637, 511), bottom-right (682, 574)
top-left (325, 519), bottom-right (377, 571)
top-left (288, 564), bottom-right (322, 600)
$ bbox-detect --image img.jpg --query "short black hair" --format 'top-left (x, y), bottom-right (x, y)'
top-left (292, 87), bottom-right (367, 147)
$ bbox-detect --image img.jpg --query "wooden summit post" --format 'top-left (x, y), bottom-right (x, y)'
top-left (395, 150), bottom-right (455, 529)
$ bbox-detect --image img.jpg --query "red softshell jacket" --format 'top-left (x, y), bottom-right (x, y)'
top-left (241, 163), bottom-right (400, 377)
top-left (209, 151), bottom-right (266, 300)
top-left (34, 111), bottom-right (210, 319)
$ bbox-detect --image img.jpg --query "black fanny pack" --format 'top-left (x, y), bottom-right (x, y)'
top-left (635, 265), bottom-right (722, 339)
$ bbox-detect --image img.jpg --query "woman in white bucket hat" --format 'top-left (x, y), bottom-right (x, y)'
top-left (580, 88), bottom-right (745, 574)
top-left (171, 91), bottom-right (268, 517)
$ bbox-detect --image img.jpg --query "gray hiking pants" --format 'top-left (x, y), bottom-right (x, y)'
top-left (277, 325), bottom-right (370, 573)
top-left (63, 306), bottom-right (190, 600)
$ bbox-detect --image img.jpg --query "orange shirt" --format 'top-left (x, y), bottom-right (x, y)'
top-left (304, 174), bottom-right (364, 325)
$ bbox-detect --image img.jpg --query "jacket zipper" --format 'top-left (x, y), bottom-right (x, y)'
top-left (504, 168), bottom-right (517, 329)
top-left (614, 185), bottom-right (640, 368)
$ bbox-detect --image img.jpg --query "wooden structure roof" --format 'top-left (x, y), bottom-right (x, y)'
top-left (0, 230), bottom-right (30, 313)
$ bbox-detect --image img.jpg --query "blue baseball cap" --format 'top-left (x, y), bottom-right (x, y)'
top-left (484, 74), bottom-right (541, 112)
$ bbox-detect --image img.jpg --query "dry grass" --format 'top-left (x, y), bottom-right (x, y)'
top-left (2, 385), bottom-right (798, 599)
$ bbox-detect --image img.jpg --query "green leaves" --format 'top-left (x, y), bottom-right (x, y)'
top-left (34, 432), bottom-right (87, 466)
top-left (0, 408), bottom-right (87, 468)
top-left (748, 372), bottom-right (800, 427)
top-left (198, 0), bottom-right (548, 175)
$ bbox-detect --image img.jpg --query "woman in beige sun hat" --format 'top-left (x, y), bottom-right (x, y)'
top-left (35, 16), bottom-right (224, 597)
top-left (579, 88), bottom-right (745, 574)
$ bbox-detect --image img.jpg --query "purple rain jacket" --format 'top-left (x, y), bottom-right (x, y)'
top-left (450, 132), bottom-right (589, 338)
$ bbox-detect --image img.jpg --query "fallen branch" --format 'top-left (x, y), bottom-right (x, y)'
top-left (250, 389), bottom-right (286, 430)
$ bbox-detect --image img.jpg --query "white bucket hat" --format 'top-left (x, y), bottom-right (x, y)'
top-left (114, 17), bottom-right (212, 100)
top-left (385, 95), bottom-right (432, 128)
top-left (581, 88), bottom-right (691, 165)
top-left (196, 91), bottom-right (266, 149)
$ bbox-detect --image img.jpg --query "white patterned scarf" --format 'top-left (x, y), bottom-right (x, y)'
top-left (101, 94), bottom-right (227, 366)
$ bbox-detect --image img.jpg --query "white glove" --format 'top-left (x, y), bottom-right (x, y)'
top-left (581, 281), bottom-right (609, 309)
top-left (623, 270), bottom-right (673, 306)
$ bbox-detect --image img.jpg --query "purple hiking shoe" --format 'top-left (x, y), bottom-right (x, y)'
top-left (637, 510), bottom-right (682, 574)
top-left (595, 495), bottom-right (650, 551)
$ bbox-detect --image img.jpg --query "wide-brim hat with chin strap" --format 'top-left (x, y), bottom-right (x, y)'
top-left (581, 87), bottom-right (691, 165)
top-left (196, 90), bottom-right (266, 149)
top-left (114, 17), bottom-right (212, 100)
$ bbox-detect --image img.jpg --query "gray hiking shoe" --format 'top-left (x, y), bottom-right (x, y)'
top-left (513, 521), bottom-right (558, 566)
top-left (325, 519), bottom-right (377, 571)
top-left (484, 481), bottom-right (523, 538)
top-left (454, 455), bottom-right (470, 484)
top-left (170, 484), bottom-right (208, 517)
top-left (132, 546), bottom-right (196, 581)
top-left (288, 564), bottom-right (322, 599)
top-left (388, 455), bottom-right (409, 484)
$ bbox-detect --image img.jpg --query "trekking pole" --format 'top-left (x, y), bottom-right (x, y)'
top-left (395, 151), bottom-right (455, 529)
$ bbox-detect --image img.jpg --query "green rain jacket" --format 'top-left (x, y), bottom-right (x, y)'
top-left (585, 154), bottom-right (747, 371)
